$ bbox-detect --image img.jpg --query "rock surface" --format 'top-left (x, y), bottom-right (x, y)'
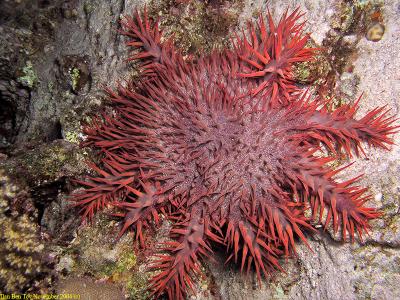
top-left (0, 0), bottom-right (399, 299)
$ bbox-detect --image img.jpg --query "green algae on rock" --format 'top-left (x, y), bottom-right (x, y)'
top-left (56, 214), bottom-right (150, 299)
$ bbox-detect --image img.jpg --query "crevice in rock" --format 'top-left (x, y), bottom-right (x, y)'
top-left (31, 177), bottom-right (67, 225)
top-left (46, 120), bottom-right (63, 142)
top-left (0, 80), bottom-right (31, 152)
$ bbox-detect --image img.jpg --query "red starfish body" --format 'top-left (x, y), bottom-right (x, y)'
top-left (71, 7), bottom-right (398, 300)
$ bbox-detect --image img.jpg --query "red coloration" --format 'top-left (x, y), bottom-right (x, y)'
top-left (235, 8), bottom-right (317, 108)
top-left (71, 7), bottom-right (398, 300)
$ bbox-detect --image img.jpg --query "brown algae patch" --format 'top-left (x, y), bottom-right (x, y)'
top-left (148, 0), bottom-right (244, 55)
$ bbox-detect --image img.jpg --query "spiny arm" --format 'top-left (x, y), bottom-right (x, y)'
top-left (221, 192), bottom-right (305, 282)
top-left (70, 161), bottom-right (136, 222)
top-left (284, 150), bottom-right (381, 241)
top-left (290, 96), bottom-right (398, 157)
top-left (235, 8), bottom-right (316, 107)
top-left (112, 180), bottom-right (166, 247)
top-left (120, 7), bottom-right (181, 77)
top-left (149, 215), bottom-right (221, 300)
top-left (223, 216), bottom-right (283, 283)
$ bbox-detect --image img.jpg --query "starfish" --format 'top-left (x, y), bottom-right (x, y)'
top-left (71, 7), bottom-right (397, 300)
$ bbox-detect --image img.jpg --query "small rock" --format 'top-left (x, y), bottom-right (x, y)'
top-left (56, 255), bottom-right (75, 273)
top-left (366, 23), bottom-right (385, 42)
top-left (374, 192), bottom-right (383, 201)
top-left (342, 34), bottom-right (358, 45)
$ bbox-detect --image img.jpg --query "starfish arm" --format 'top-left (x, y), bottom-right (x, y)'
top-left (112, 181), bottom-right (166, 247)
top-left (120, 7), bottom-right (181, 77)
top-left (149, 215), bottom-right (216, 300)
top-left (84, 83), bottom-right (167, 156)
top-left (292, 97), bottom-right (398, 157)
top-left (220, 190), bottom-right (309, 279)
top-left (283, 150), bottom-right (381, 241)
top-left (224, 214), bottom-right (284, 282)
top-left (259, 199), bottom-right (316, 256)
top-left (70, 162), bottom-right (136, 222)
top-left (235, 8), bottom-right (317, 107)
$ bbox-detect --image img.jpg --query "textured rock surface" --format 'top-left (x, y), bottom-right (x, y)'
top-left (56, 277), bottom-right (126, 300)
top-left (0, 0), bottom-right (399, 299)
